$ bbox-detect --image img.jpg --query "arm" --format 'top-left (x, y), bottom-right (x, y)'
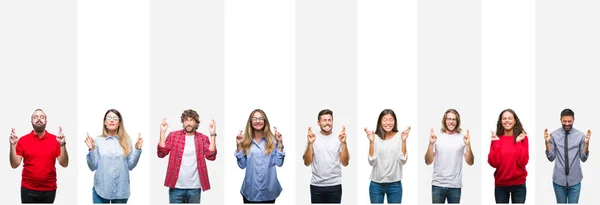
top-left (86, 142), bottom-right (99, 171)
top-left (10, 144), bottom-right (23, 168)
top-left (302, 142), bottom-right (314, 166)
top-left (157, 131), bottom-right (171, 158)
top-left (235, 149), bottom-right (247, 169)
top-left (127, 144), bottom-right (142, 170)
top-left (270, 140), bottom-right (285, 167)
top-left (464, 144), bottom-right (474, 166)
top-left (580, 136), bottom-right (589, 162)
top-left (425, 143), bottom-right (434, 165)
top-left (368, 139), bottom-right (377, 166)
top-left (401, 139), bottom-right (407, 160)
top-left (546, 135), bottom-right (556, 162)
top-left (340, 142), bottom-right (349, 167)
top-left (487, 140), bottom-right (501, 168)
top-left (204, 134), bottom-right (217, 161)
top-left (57, 143), bottom-right (68, 167)
top-left (516, 137), bottom-right (529, 167)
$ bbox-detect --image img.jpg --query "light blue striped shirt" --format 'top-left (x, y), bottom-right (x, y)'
top-left (87, 135), bottom-right (142, 199)
top-left (546, 128), bottom-right (589, 187)
top-left (235, 137), bottom-right (285, 201)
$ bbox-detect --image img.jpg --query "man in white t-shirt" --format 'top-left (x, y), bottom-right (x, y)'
top-left (424, 109), bottom-right (474, 204)
top-left (302, 109), bottom-right (350, 203)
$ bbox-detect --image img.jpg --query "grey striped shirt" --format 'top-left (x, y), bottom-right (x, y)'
top-left (546, 128), bottom-right (589, 186)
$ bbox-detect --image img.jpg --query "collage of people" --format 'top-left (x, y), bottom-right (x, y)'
top-left (2, 1), bottom-right (600, 205)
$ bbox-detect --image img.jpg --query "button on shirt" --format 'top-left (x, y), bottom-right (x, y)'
top-left (234, 137), bottom-right (285, 202)
top-left (546, 128), bottom-right (589, 186)
top-left (87, 135), bottom-right (142, 199)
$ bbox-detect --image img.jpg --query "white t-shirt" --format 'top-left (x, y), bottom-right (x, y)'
top-left (310, 131), bottom-right (342, 186)
top-left (175, 135), bottom-right (201, 189)
top-left (432, 132), bottom-right (466, 188)
top-left (368, 133), bottom-right (407, 183)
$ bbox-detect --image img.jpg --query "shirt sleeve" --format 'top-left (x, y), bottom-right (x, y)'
top-left (579, 135), bottom-right (589, 162)
top-left (127, 144), bottom-right (142, 170)
top-left (157, 132), bottom-right (172, 158)
top-left (488, 140), bottom-right (502, 168)
top-left (235, 149), bottom-right (247, 169)
top-left (399, 137), bottom-right (407, 165)
top-left (368, 137), bottom-right (377, 166)
top-left (516, 136), bottom-right (529, 168)
top-left (270, 147), bottom-right (285, 167)
top-left (546, 133), bottom-right (556, 162)
top-left (87, 141), bottom-right (99, 171)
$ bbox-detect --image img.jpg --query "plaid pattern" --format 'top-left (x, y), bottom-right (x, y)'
top-left (157, 129), bottom-right (216, 191)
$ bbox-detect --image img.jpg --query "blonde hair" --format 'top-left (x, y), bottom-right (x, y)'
top-left (102, 109), bottom-right (132, 157)
top-left (240, 109), bottom-right (275, 156)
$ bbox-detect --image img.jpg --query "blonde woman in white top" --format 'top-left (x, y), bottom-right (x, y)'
top-left (365, 109), bottom-right (411, 204)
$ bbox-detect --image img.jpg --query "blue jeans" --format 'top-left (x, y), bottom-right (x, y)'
top-left (169, 188), bottom-right (201, 204)
top-left (310, 184), bottom-right (342, 203)
top-left (432, 185), bottom-right (461, 204)
top-left (494, 183), bottom-right (526, 204)
top-left (92, 187), bottom-right (128, 204)
top-left (369, 181), bottom-right (402, 204)
top-left (553, 181), bottom-right (581, 204)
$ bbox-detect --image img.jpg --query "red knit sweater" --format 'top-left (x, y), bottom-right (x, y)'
top-left (488, 135), bottom-right (529, 186)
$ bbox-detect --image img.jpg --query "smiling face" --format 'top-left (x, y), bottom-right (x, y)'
top-left (501, 111), bottom-right (515, 131)
top-left (381, 114), bottom-right (395, 132)
top-left (31, 110), bottom-right (47, 133)
top-left (318, 114), bottom-right (333, 133)
top-left (104, 111), bottom-right (120, 133)
top-left (183, 117), bottom-right (198, 133)
top-left (445, 112), bottom-right (457, 133)
top-left (561, 115), bottom-right (574, 132)
top-left (251, 111), bottom-right (265, 131)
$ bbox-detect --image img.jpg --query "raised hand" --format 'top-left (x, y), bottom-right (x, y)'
top-left (463, 129), bottom-right (471, 145)
top-left (9, 127), bottom-right (18, 145)
top-left (236, 130), bottom-right (244, 145)
top-left (544, 128), bottom-right (551, 143)
top-left (338, 126), bottom-right (346, 143)
top-left (585, 129), bottom-right (591, 144)
top-left (491, 130), bottom-right (499, 141)
top-left (84, 132), bottom-right (95, 151)
top-left (401, 126), bottom-right (411, 141)
top-left (209, 119), bottom-right (216, 135)
top-left (160, 118), bottom-right (169, 133)
top-left (364, 127), bottom-right (375, 142)
top-left (429, 128), bottom-right (437, 145)
top-left (135, 132), bottom-right (143, 149)
top-left (274, 127), bottom-right (282, 142)
top-left (516, 131), bottom-right (527, 143)
top-left (307, 127), bottom-right (316, 144)
top-left (56, 126), bottom-right (66, 146)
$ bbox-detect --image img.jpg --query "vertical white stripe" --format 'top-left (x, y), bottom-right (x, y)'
top-left (357, 0), bottom-right (418, 204)
top-left (224, 1), bottom-right (296, 204)
top-left (78, 1), bottom-right (150, 205)
top-left (482, 0), bottom-right (536, 204)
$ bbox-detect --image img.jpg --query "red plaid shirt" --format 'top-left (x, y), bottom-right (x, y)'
top-left (157, 129), bottom-right (216, 191)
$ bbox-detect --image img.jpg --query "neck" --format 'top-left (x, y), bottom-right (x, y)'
top-left (35, 131), bottom-right (45, 138)
top-left (385, 131), bottom-right (395, 139)
top-left (320, 130), bottom-right (332, 136)
top-left (445, 130), bottom-right (456, 135)
top-left (504, 130), bottom-right (513, 136)
top-left (254, 130), bottom-right (263, 140)
top-left (107, 130), bottom-right (118, 136)
top-left (186, 131), bottom-right (195, 136)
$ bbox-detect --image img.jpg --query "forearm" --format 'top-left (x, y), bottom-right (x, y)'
top-left (277, 140), bottom-right (284, 152)
top-left (465, 144), bottom-right (474, 165)
top-left (340, 143), bottom-right (349, 166)
top-left (158, 131), bottom-right (166, 147)
top-left (425, 144), bottom-right (434, 165)
top-left (584, 143), bottom-right (589, 156)
top-left (545, 141), bottom-right (550, 152)
top-left (58, 145), bottom-right (69, 167)
top-left (369, 141), bottom-right (374, 157)
top-left (303, 144), bottom-right (313, 166)
top-left (209, 136), bottom-right (216, 152)
top-left (9, 145), bottom-right (21, 168)
top-left (402, 140), bottom-right (407, 156)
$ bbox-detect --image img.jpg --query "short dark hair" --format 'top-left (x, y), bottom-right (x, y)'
top-left (561, 108), bottom-right (574, 118)
top-left (318, 109), bottom-right (333, 121)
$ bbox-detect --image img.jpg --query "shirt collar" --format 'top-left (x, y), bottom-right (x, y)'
top-left (31, 130), bottom-right (47, 140)
top-left (106, 135), bottom-right (119, 140)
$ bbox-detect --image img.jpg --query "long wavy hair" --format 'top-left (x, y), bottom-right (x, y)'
top-left (441, 108), bottom-right (462, 133)
top-left (102, 109), bottom-right (132, 157)
top-left (496, 109), bottom-right (525, 142)
top-left (240, 109), bottom-right (275, 156)
top-left (375, 109), bottom-right (399, 140)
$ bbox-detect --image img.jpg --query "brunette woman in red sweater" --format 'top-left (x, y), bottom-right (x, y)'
top-left (488, 109), bottom-right (529, 203)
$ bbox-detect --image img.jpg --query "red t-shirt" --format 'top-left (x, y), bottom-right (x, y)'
top-left (488, 135), bottom-right (529, 187)
top-left (16, 130), bottom-right (61, 191)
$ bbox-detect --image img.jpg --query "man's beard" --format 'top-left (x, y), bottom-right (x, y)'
top-left (32, 121), bottom-right (46, 133)
top-left (185, 125), bottom-right (198, 133)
